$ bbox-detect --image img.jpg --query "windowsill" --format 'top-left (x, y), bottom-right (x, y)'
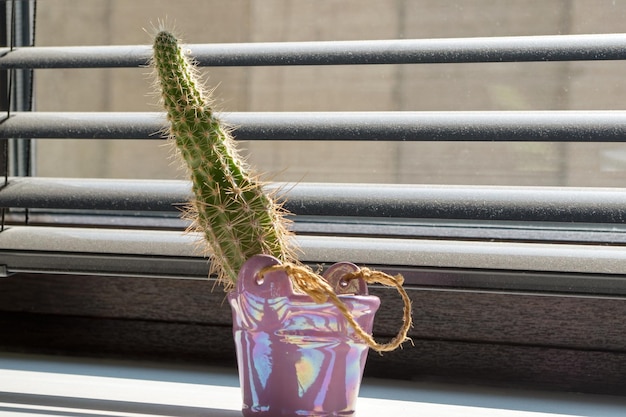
top-left (0, 352), bottom-right (625, 417)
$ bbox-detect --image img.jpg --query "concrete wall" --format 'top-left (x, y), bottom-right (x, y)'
top-left (34, 0), bottom-right (626, 186)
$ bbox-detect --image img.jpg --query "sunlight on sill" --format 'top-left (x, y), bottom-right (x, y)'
top-left (0, 353), bottom-right (625, 417)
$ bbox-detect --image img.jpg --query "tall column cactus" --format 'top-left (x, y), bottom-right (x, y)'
top-left (152, 30), bottom-right (296, 288)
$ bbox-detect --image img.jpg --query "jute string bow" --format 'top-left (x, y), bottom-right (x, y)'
top-left (259, 263), bottom-right (412, 353)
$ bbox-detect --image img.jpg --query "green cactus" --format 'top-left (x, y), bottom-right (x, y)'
top-left (152, 30), bottom-right (296, 288)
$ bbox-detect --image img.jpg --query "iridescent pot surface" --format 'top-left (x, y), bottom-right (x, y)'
top-left (229, 254), bottom-right (380, 417)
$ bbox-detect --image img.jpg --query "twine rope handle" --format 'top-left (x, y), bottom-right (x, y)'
top-left (259, 263), bottom-right (412, 353)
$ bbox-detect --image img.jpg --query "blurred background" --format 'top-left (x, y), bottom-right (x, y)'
top-left (31, 0), bottom-right (626, 186)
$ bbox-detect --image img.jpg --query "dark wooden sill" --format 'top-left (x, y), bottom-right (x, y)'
top-left (1, 271), bottom-right (626, 396)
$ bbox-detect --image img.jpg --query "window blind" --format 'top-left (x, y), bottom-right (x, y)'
top-left (2, 34), bottom-right (626, 282)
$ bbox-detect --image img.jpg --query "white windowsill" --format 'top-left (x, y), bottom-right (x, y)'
top-left (0, 353), bottom-right (625, 416)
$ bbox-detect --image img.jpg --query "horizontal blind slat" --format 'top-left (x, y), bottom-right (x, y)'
top-left (2, 34), bottom-right (626, 69)
top-left (3, 177), bottom-right (626, 223)
top-left (3, 226), bottom-right (626, 283)
top-left (3, 111), bottom-right (626, 141)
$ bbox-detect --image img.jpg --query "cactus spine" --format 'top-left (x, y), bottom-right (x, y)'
top-left (152, 30), bottom-right (296, 288)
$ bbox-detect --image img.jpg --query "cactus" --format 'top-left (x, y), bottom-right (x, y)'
top-left (152, 30), bottom-right (296, 288)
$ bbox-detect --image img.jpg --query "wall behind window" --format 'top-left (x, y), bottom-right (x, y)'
top-left (33, 0), bottom-right (626, 186)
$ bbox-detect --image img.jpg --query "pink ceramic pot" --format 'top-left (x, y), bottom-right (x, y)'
top-left (229, 254), bottom-right (380, 417)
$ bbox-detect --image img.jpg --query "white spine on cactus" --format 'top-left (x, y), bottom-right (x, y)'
top-left (152, 30), bottom-right (297, 288)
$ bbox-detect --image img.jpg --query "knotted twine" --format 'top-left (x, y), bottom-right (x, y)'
top-left (259, 263), bottom-right (413, 353)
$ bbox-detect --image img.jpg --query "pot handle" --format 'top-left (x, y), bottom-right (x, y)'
top-left (323, 261), bottom-right (369, 296)
top-left (235, 254), bottom-right (295, 298)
